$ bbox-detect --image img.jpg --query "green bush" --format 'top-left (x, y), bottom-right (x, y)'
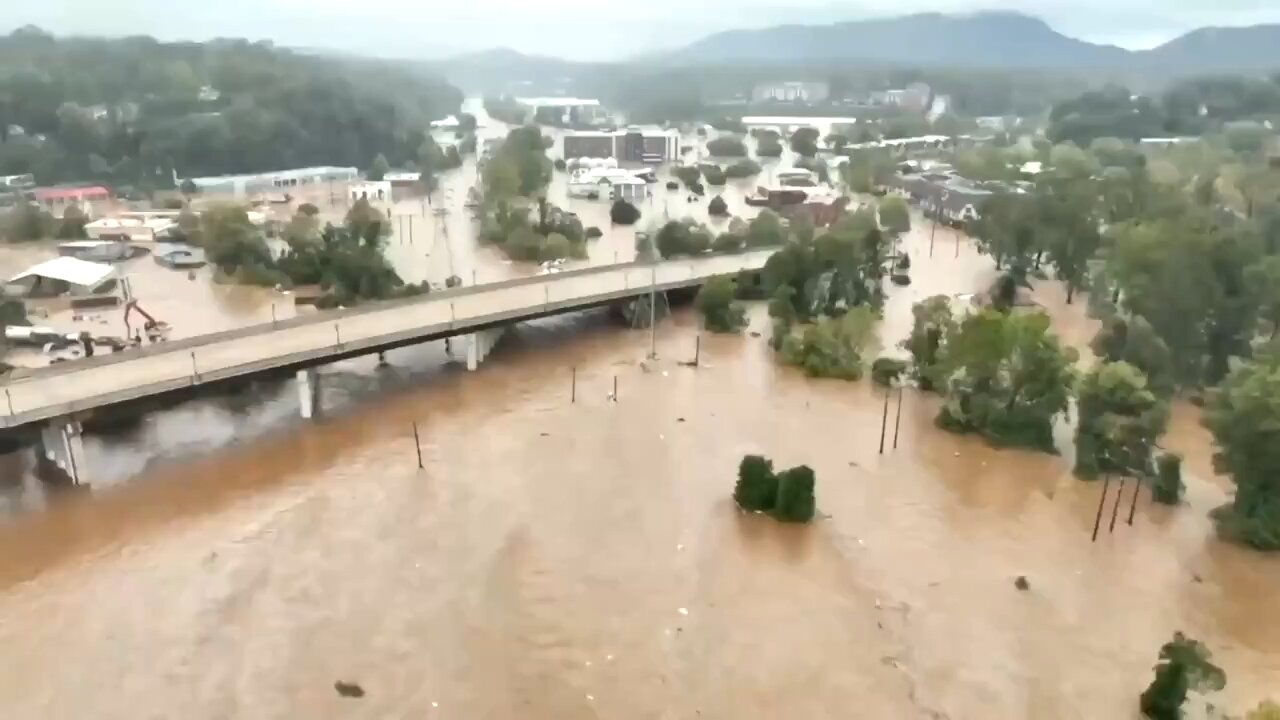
top-left (734, 455), bottom-right (777, 512)
top-left (773, 465), bottom-right (817, 522)
top-left (1153, 453), bottom-right (1184, 505)
top-left (871, 357), bottom-right (908, 387)
top-left (708, 195), bottom-right (729, 216)
top-left (724, 159), bottom-right (762, 179)
top-left (706, 136), bottom-right (747, 157)
top-left (713, 233), bottom-right (743, 254)
top-left (757, 135), bottom-right (783, 158)
top-left (701, 165), bottom-right (727, 186)
top-left (553, 158), bottom-right (567, 171)
top-left (696, 276), bottom-right (748, 333)
top-left (585, 226), bottom-right (603, 239)
top-left (674, 166), bottom-right (701, 187)
top-left (610, 199), bottom-right (641, 225)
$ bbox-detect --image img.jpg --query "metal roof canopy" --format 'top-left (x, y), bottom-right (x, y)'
top-left (10, 256), bottom-right (116, 288)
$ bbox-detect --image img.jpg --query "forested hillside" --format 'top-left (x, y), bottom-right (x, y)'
top-left (0, 27), bottom-right (462, 189)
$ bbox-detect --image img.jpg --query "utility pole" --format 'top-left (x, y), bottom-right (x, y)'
top-left (929, 216), bottom-right (937, 258)
top-left (648, 263), bottom-right (657, 359)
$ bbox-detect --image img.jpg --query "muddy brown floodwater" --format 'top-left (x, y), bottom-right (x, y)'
top-left (1, 182), bottom-right (1279, 717)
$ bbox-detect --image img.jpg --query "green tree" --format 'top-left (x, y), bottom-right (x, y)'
top-left (4, 203), bottom-right (53, 242)
top-left (878, 195), bottom-right (911, 234)
top-left (1203, 354), bottom-right (1280, 550)
top-left (757, 133), bottom-right (783, 158)
top-left (1139, 632), bottom-right (1227, 720)
top-left (734, 455), bottom-right (777, 512)
top-left (903, 295), bottom-right (955, 391)
top-left (1153, 454), bottom-right (1185, 505)
top-left (1036, 176), bottom-right (1101, 304)
top-left (1246, 255), bottom-right (1280, 340)
top-left (611, 199), bottom-right (640, 226)
top-left (1091, 315), bottom-right (1176, 397)
top-left (56, 204), bottom-right (89, 239)
top-left (701, 164), bottom-right (727, 186)
top-left (368, 153), bottom-right (390, 181)
top-left (747, 210), bottom-right (786, 248)
top-left (179, 179), bottom-right (198, 195)
top-left (790, 127), bottom-right (820, 158)
top-left (674, 166), bottom-right (701, 187)
top-left (344, 197), bottom-right (387, 242)
top-left (723, 158), bottom-right (762, 179)
top-left (935, 310), bottom-right (1078, 452)
top-left (1074, 362), bottom-right (1169, 480)
top-left (696, 276), bottom-right (747, 333)
top-left (772, 465), bottom-right (816, 523)
top-left (706, 136), bottom-right (747, 157)
top-left (541, 232), bottom-right (570, 261)
top-left (708, 195), bottom-right (729, 217)
top-left (780, 306), bottom-right (877, 380)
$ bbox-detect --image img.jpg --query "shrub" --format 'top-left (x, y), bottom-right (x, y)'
top-left (713, 233), bottom-right (744, 254)
top-left (541, 232), bottom-right (571, 261)
top-left (757, 135), bottom-right (783, 158)
top-left (554, 158), bottom-right (567, 171)
top-left (708, 195), bottom-right (729, 216)
top-left (701, 165), bottom-right (727, 186)
top-left (706, 136), bottom-right (747, 157)
top-left (665, 181), bottom-right (679, 191)
top-left (696, 276), bottom-right (747, 333)
top-left (610, 199), bottom-right (641, 225)
top-left (872, 357), bottom-right (909, 386)
top-left (1153, 453), bottom-right (1184, 505)
top-left (585, 226), bottom-right (603, 239)
top-left (674, 165), bottom-right (701, 187)
top-left (734, 455), bottom-right (777, 512)
top-left (773, 466), bottom-right (817, 522)
top-left (724, 159), bottom-right (762, 179)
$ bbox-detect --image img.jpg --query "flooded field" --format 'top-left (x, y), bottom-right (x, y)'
top-left (0, 209), bottom-right (1276, 719)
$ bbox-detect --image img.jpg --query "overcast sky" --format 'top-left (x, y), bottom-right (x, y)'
top-left (4, 0), bottom-right (1280, 61)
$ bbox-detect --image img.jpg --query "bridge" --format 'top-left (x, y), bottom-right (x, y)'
top-left (4, 250), bottom-right (774, 483)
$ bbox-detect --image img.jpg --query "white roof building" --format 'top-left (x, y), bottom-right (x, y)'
top-left (7, 257), bottom-right (117, 297)
top-left (183, 166), bottom-right (359, 198)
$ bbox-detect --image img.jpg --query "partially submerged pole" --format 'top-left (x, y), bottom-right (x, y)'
top-left (693, 334), bottom-right (701, 367)
top-left (1110, 476), bottom-right (1127, 533)
top-left (892, 385), bottom-right (904, 450)
top-left (1127, 474), bottom-right (1141, 525)
top-left (612, 375), bottom-right (618, 402)
top-left (571, 366), bottom-right (577, 403)
top-left (1092, 474), bottom-right (1112, 542)
top-left (878, 386), bottom-right (890, 454)
top-left (412, 422), bottom-right (423, 469)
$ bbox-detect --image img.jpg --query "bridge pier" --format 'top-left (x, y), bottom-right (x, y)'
top-left (464, 326), bottom-right (507, 371)
top-left (297, 368), bottom-right (321, 419)
top-left (36, 418), bottom-right (86, 485)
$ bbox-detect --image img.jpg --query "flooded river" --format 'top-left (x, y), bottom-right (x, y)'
top-left (0, 110), bottom-right (1277, 719)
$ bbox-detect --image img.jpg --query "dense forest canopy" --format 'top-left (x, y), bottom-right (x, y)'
top-left (1048, 75), bottom-right (1280, 146)
top-left (0, 27), bottom-right (462, 189)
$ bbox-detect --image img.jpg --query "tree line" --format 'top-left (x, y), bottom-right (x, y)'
top-left (0, 27), bottom-right (462, 191)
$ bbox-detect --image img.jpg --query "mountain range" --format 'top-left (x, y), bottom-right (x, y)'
top-left (666, 11), bottom-right (1280, 72)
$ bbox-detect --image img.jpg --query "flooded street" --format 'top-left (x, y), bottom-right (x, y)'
top-left (0, 212), bottom-right (1276, 719)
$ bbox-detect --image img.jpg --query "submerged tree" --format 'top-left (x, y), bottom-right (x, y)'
top-left (934, 310), bottom-right (1078, 453)
top-left (1074, 362), bottom-right (1169, 480)
top-left (780, 306), bottom-right (877, 381)
top-left (903, 295), bottom-right (956, 391)
top-left (734, 455), bottom-right (778, 512)
top-left (1139, 632), bottom-right (1226, 720)
top-left (696, 276), bottom-right (748, 333)
top-left (1203, 354), bottom-right (1280, 550)
top-left (732, 455), bottom-right (816, 523)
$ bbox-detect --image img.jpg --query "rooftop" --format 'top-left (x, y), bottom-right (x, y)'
top-left (9, 256), bottom-right (115, 288)
top-left (515, 97), bottom-right (601, 108)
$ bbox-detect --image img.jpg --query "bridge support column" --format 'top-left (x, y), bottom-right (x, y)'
top-left (37, 418), bottom-right (85, 486)
top-left (297, 368), bottom-right (320, 419)
top-left (464, 326), bottom-right (507, 371)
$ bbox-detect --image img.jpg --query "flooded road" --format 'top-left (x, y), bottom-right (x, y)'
top-left (0, 213), bottom-right (1276, 719)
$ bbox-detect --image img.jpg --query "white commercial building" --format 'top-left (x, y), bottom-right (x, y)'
top-left (6, 257), bottom-right (117, 298)
top-left (183, 166), bottom-right (359, 198)
top-left (350, 181), bottom-right (392, 202)
top-left (85, 214), bottom-right (178, 242)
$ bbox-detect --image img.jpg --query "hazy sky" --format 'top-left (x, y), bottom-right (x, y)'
top-left (4, 0), bottom-right (1280, 60)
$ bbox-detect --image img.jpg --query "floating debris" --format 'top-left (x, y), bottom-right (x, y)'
top-left (1015, 576), bottom-right (1030, 591)
top-left (334, 681), bottom-right (365, 698)
top-left (677, 607), bottom-right (689, 616)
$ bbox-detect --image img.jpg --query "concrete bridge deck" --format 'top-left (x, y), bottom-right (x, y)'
top-left (0, 251), bottom-right (773, 430)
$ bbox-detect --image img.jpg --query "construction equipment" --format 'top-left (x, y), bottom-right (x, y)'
top-left (123, 300), bottom-right (170, 342)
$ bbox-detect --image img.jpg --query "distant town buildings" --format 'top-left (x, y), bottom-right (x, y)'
top-left (561, 129), bottom-right (680, 164)
top-left (32, 186), bottom-right (112, 217)
top-left (183, 166), bottom-right (359, 198)
top-left (85, 212), bottom-right (180, 242)
top-left (889, 172), bottom-right (994, 225)
top-left (752, 81), bottom-right (830, 104)
top-left (515, 97), bottom-right (605, 126)
top-left (869, 83), bottom-right (932, 113)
